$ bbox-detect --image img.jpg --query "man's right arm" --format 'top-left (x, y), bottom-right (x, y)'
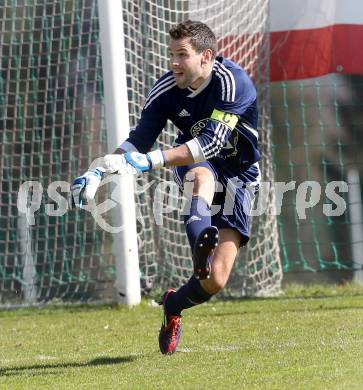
top-left (117, 74), bottom-right (172, 155)
top-left (70, 88), bottom-right (168, 208)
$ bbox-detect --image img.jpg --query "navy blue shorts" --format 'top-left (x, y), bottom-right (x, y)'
top-left (173, 160), bottom-right (260, 246)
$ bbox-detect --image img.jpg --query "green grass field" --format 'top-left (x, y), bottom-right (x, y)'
top-left (1, 285), bottom-right (362, 389)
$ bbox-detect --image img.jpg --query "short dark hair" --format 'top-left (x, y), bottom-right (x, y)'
top-left (169, 20), bottom-right (217, 58)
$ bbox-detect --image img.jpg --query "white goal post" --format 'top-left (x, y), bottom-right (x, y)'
top-left (97, 0), bottom-right (141, 307)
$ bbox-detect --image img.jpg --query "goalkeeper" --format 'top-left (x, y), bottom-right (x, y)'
top-left (71, 20), bottom-right (260, 355)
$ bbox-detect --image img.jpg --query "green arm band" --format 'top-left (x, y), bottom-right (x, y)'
top-left (210, 109), bottom-right (239, 130)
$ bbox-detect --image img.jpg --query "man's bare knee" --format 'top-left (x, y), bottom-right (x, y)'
top-left (184, 167), bottom-right (215, 204)
top-left (185, 168), bottom-right (214, 186)
top-left (201, 277), bottom-right (226, 295)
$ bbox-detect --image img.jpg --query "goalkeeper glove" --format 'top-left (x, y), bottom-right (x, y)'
top-left (124, 150), bottom-right (165, 172)
top-left (69, 155), bottom-right (136, 209)
top-left (104, 150), bottom-right (165, 173)
top-left (70, 150), bottom-right (165, 209)
top-left (70, 168), bottom-right (105, 209)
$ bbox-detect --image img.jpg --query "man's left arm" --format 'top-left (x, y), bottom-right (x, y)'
top-left (116, 108), bottom-right (236, 171)
top-left (183, 67), bottom-right (258, 165)
top-left (105, 66), bottom-right (258, 171)
top-left (126, 109), bottom-right (239, 169)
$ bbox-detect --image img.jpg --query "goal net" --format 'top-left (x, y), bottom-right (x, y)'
top-left (122, 0), bottom-right (282, 297)
top-left (0, 0), bottom-right (281, 306)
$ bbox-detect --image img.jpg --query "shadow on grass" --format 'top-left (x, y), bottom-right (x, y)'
top-left (0, 355), bottom-right (138, 377)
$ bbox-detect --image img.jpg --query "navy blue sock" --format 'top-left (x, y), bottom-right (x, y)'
top-left (165, 275), bottom-right (213, 316)
top-left (183, 196), bottom-right (211, 250)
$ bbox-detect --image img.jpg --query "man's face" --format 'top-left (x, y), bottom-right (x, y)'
top-left (168, 38), bottom-right (210, 89)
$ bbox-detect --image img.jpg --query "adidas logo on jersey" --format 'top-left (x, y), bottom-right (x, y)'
top-left (178, 109), bottom-right (191, 117)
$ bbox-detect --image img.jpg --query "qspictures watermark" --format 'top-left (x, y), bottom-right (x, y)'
top-left (17, 175), bottom-right (349, 233)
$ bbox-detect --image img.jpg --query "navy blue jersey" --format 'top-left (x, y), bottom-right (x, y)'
top-left (124, 56), bottom-right (260, 173)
